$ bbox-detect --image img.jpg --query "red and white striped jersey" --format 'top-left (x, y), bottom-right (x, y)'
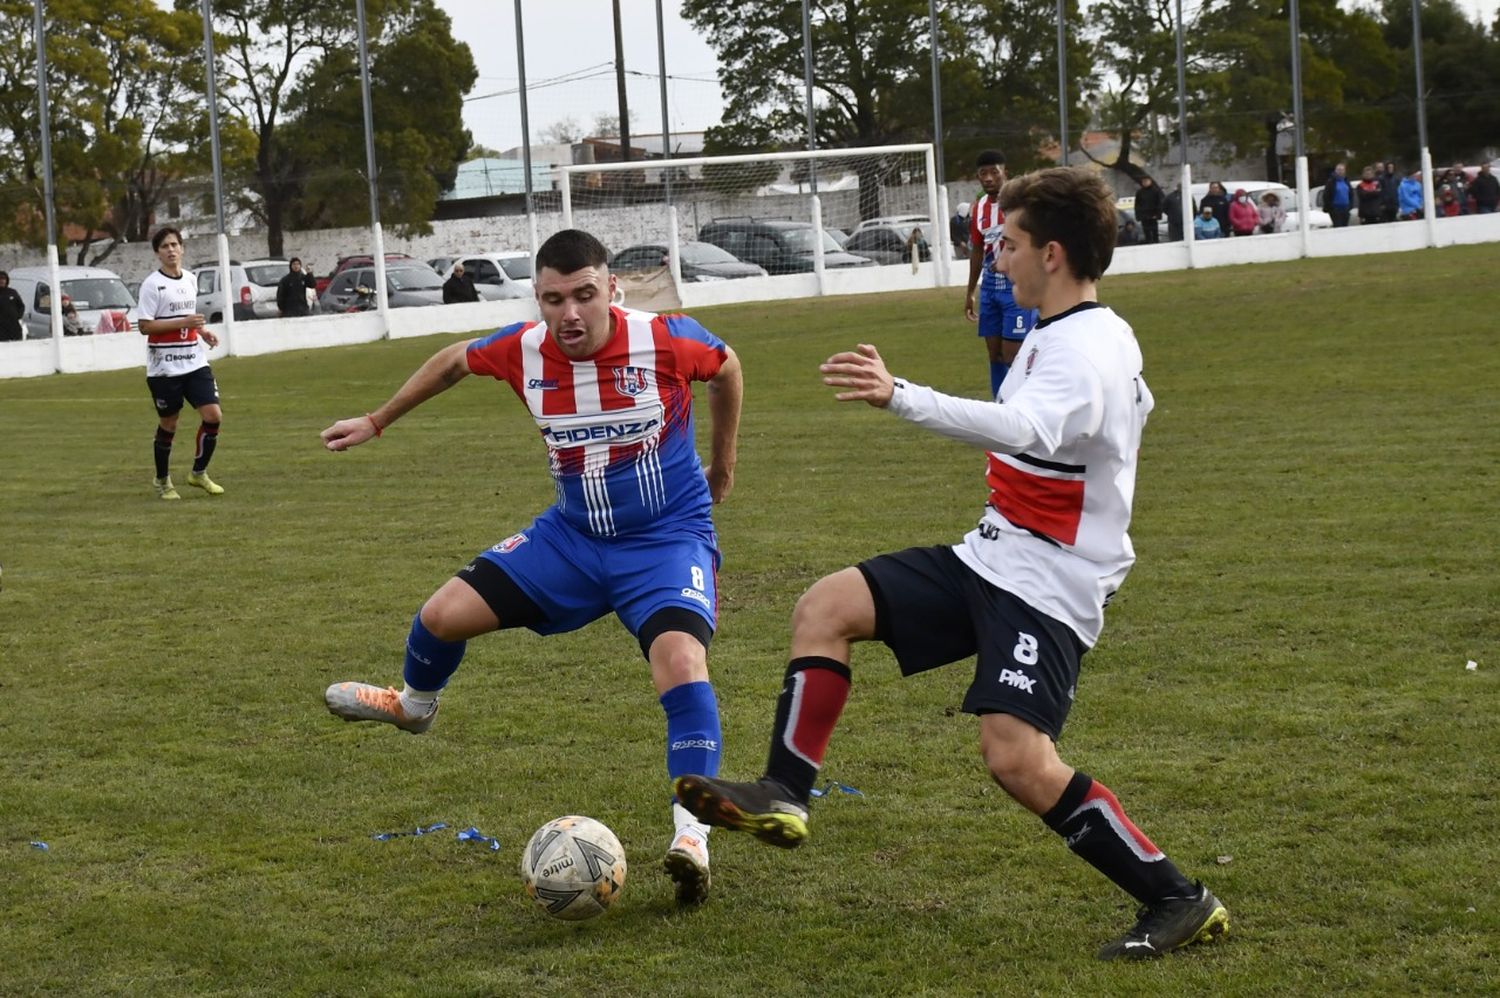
top-left (465, 305), bottom-right (728, 538)
top-left (136, 269), bottom-right (205, 377)
top-left (970, 193), bottom-right (1014, 295)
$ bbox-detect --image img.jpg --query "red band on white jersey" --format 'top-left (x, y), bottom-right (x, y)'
top-left (985, 454), bottom-right (1085, 546)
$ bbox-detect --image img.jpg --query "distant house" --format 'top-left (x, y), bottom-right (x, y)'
top-left (433, 157), bottom-right (558, 219)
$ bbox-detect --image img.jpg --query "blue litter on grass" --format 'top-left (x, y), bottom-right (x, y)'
top-left (808, 781), bottom-right (863, 799)
top-left (456, 826), bottom-right (501, 851)
top-left (30, 841), bottom-right (48, 851)
top-left (371, 821), bottom-right (449, 841)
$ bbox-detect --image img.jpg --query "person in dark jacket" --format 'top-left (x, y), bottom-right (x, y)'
top-left (1165, 186), bottom-right (1193, 242)
top-left (276, 258), bottom-right (316, 317)
top-left (442, 262), bottom-right (480, 304)
top-left (1469, 163), bottom-right (1498, 214)
top-left (1199, 182), bottom-right (1230, 236)
top-left (1323, 163), bottom-right (1353, 227)
top-left (1355, 166), bottom-right (1385, 224)
top-left (0, 271), bottom-right (24, 341)
top-left (1132, 175), bottom-right (1165, 244)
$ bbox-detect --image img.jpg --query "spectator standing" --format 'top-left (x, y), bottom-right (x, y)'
top-left (1438, 185), bottom-right (1461, 217)
top-left (1257, 191), bottom-right (1287, 233)
top-left (1380, 162), bottom-right (1401, 222)
top-left (950, 201), bottom-right (971, 259)
top-left (1193, 205), bottom-right (1224, 240)
top-left (1323, 164), bottom-right (1353, 226)
top-left (442, 262), bottom-right (480, 304)
top-left (1228, 188), bottom-right (1259, 235)
top-left (61, 299), bottom-right (87, 336)
top-left (1355, 167), bottom-right (1385, 224)
top-left (1199, 182), bottom-right (1230, 236)
top-left (0, 271), bottom-right (24, 341)
top-left (1470, 162), bottom-right (1499, 214)
top-left (1165, 185), bottom-right (1192, 242)
top-left (1444, 167), bottom-right (1469, 213)
top-left (1133, 175), bottom-right (1165, 244)
top-left (276, 258), bottom-right (316, 317)
top-left (1398, 173), bottom-right (1424, 220)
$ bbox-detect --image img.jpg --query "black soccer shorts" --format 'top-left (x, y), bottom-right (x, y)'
top-left (147, 366), bottom-right (219, 416)
top-left (857, 544), bottom-right (1087, 740)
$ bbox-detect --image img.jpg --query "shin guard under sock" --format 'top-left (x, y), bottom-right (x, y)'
top-left (763, 657), bottom-right (851, 804)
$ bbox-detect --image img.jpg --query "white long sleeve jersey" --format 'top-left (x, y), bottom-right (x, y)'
top-left (886, 302), bottom-right (1154, 646)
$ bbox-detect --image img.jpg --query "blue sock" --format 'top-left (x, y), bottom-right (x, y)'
top-left (402, 613), bottom-right (465, 692)
top-left (990, 361), bottom-right (1009, 397)
top-left (661, 681), bottom-right (722, 784)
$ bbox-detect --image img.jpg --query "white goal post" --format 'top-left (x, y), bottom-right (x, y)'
top-left (558, 143), bottom-right (953, 301)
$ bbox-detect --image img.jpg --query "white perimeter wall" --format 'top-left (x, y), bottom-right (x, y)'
top-left (4, 208), bottom-right (1498, 381)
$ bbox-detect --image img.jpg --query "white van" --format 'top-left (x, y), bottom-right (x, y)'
top-left (7, 265), bottom-right (138, 340)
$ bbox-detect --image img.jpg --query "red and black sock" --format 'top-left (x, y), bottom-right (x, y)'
top-left (192, 421), bottom-right (219, 473)
top-left (763, 656), bottom-right (852, 804)
top-left (153, 427), bottom-right (174, 479)
top-left (1042, 771), bottom-right (1195, 905)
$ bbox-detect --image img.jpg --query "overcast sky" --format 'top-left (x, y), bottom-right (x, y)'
top-left (437, 0), bottom-right (1500, 153)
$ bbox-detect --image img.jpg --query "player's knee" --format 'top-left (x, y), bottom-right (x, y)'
top-left (649, 632), bottom-right (709, 690)
top-left (791, 571), bottom-right (865, 642)
top-left (418, 596), bottom-right (470, 643)
top-left (979, 721), bottom-right (1059, 811)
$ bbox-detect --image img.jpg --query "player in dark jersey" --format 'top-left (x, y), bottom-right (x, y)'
top-left (320, 229), bottom-right (743, 906)
top-left (674, 169), bottom-right (1228, 959)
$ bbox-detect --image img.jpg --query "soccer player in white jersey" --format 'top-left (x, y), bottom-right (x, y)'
top-left (320, 229), bottom-right (743, 906)
top-left (136, 226), bottom-right (224, 499)
top-left (675, 168), bottom-right (1230, 959)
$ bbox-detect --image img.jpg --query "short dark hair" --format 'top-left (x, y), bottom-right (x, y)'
top-left (998, 167), bottom-right (1117, 282)
top-left (289, 256), bottom-right (301, 267)
top-left (151, 226), bottom-right (183, 251)
top-left (536, 229), bottom-right (609, 275)
top-left (976, 149), bottom-right (1006, 168)
top-left (0, 270), bottom-right (8, 282)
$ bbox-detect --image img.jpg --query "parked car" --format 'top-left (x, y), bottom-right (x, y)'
top-left (320, 262), bottom-right (517, 311)
top-left (825, 227), bottom-right (851, 248)
top-left (697, 218), bottom-right (875, 275)
top-left (491, 251), bottom-right (534, 290)
top-left (7, 265), bottom-right (137, 339)
top-left (850, 213), bottom-right (931, 237)
top-left (190, 258), bottom-right (290, 321)
top-left (440, 255), bottom-right (532, 299)
top-left (610, 241), bottom-right (768, 282)
top-left (841, 224), bottom-right (934, 265)
top-left (428, 256), bottom-right (457, 276)
top-left (1193, 181), bottom-right (1330, 230)
top-left (316, 253), bottom-right (420, 295)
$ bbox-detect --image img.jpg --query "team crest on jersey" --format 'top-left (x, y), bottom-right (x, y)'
top-left (1025, 347), bottom-right (1038, 375)
top-left (492, 532), bottom-right (528, 554)
top-left (612, 366), bottom-right (650, 397)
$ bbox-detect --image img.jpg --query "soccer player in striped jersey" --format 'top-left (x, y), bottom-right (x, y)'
top-left (965, 149), bottom-right (1039, 398)
top-left (320, 229), bottom-right (742, 905)
top-left (136, 227), bottom-right (224, 499)
top-left (675, 168), bottom-right (1229, 958)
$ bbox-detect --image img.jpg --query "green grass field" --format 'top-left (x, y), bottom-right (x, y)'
top-left (1, 246), bottom-right (1497, 995)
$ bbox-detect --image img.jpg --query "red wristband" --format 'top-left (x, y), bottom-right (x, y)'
top-left (365, 413), bottom-right (383, 437)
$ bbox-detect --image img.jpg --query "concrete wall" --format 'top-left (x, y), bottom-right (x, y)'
top-left (5, 208), bottom-right (1498, 381)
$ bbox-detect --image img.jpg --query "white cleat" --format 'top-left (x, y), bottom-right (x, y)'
top-left (664, 830), bottom-right (711, 905)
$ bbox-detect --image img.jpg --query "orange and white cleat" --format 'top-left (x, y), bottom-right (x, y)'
top-left (324, 682), bottom-right (438, 734)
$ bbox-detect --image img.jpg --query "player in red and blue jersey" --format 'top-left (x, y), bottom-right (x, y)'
top-left (320, 229), bottom-right (742, 905)
top-left (964, 149), bottom-right (1039, 398)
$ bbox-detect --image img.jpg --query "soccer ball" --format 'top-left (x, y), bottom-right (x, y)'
top-left (520, 815), bottom-right (627, 921)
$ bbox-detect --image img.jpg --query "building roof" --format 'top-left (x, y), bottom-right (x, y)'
top-left (442, 158), bottom-right (555, 201)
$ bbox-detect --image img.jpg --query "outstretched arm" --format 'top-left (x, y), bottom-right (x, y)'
top-left (321, 338), bottom-right (476, 451)
top-left (704, 346), bottom-right (742, 503)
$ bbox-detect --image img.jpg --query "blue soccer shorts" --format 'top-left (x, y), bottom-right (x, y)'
top-left (977, 285), bottom-right (1038, 343)
top-left (474, 506), bottom-right (720, 639)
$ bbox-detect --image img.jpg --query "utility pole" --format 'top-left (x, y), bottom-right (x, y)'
top-left (612, 0), bottom-right (631, 162)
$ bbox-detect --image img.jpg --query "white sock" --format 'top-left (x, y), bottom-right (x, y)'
top-left (399, 684), bottom-right (439, 715)
top-left (673, 803), bottom-right (710, 840)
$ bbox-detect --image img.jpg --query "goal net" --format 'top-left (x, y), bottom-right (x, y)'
top-left (555, 144), bottom-right (947, 307)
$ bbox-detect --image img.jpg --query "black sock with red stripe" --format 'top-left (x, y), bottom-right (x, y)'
top-left (1042, 771), bottom-right (1195, 905)
top-left (762, 657), bottom-right (852, 804)
top-left (153, 427), bottom-right (174, 479)
top-left (192, 421), bottom-right (219, 473)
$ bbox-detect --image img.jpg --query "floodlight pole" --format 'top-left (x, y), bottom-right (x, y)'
top-left (801, 0), bottom-right (818, 195)
top-left (33, 0), bottom-right (63, 361)
top-left (655, 0), bottom-right (672, 204)
top-left (928, 0), bottom-right (945, 183)
top-left (515, 0), bottom-right (539, 267)
top-left (1055, 0), bottom-right (1068, 165)
top-left (1411, 0), bottom-right (1436, 245)
top-left (354, 0), bottom-right (389, 321)
top-left (200, 0), bottom-right (235, 354)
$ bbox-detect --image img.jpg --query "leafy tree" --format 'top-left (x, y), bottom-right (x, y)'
top-left (1190, 0), bottom-right (1394, 181)
top-left (1379, 0), bottom-right (1500, 164)
top-left (539, 116), bottom-right (584, 145)
top-left (278, 0), bottom-right (474, 238)
top-left (1085, 0), bottom-right (1185, 183)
